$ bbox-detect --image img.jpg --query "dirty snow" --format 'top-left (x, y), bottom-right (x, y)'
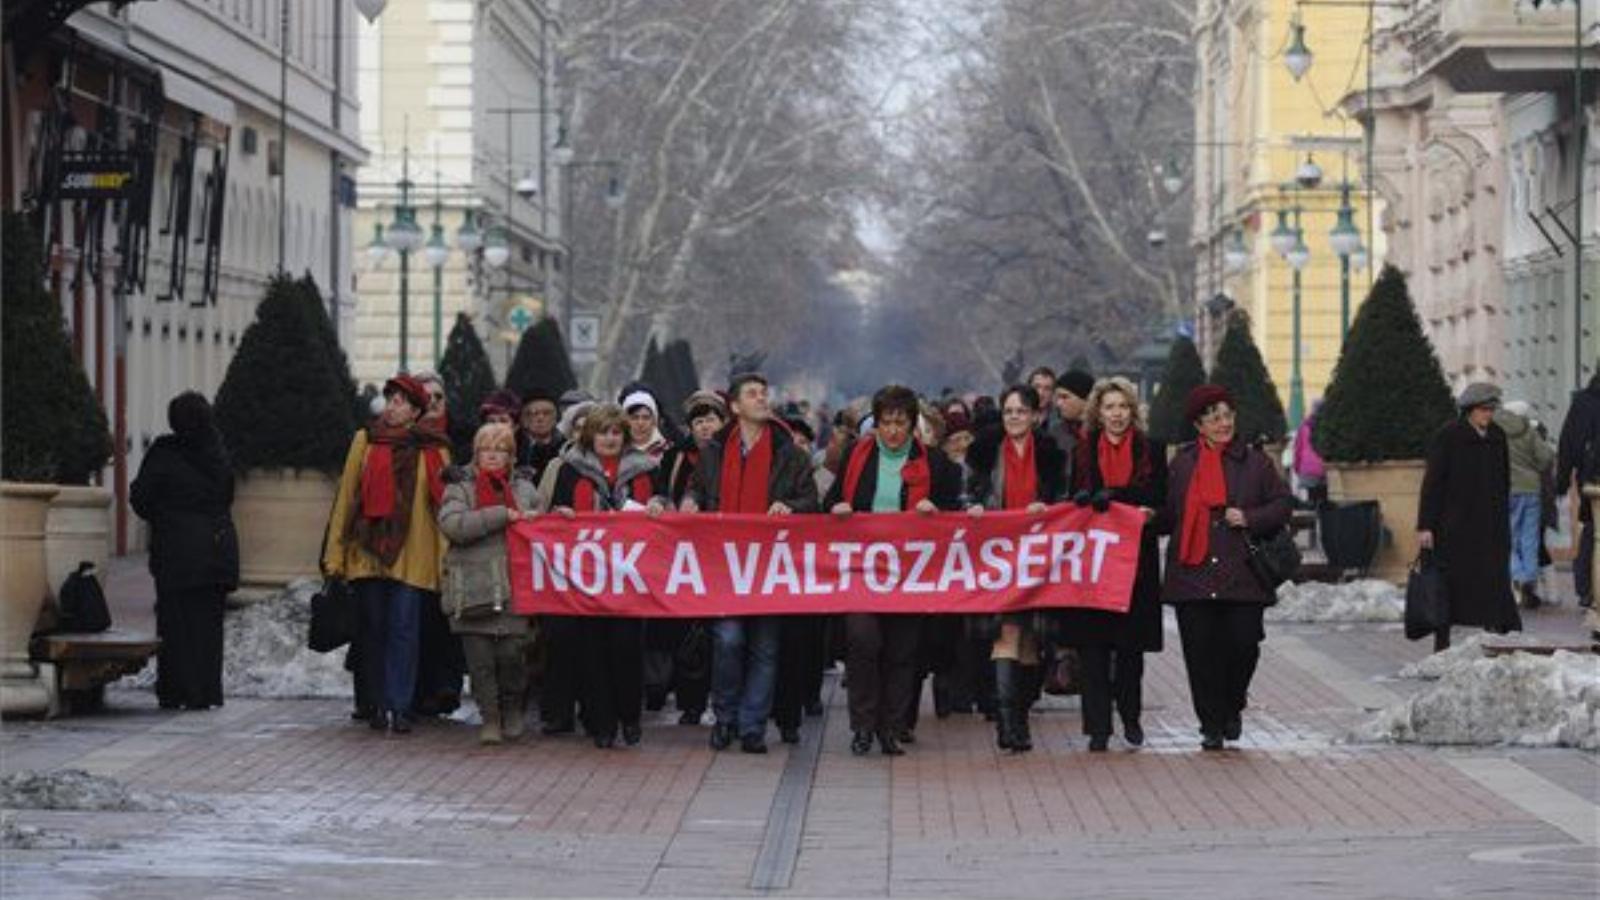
top-left (1267, 579), bottom-right (1404, 623)
top-left (1, 816), bottom-right (120, 851)
top-left (115, 578), bottom-right (352, 700)
top-left (0, 769), bottom-right (208, 814)
top-left (1358, 650), bottom-right (1600, 750)
top-left (1394, 633), bottom-right (1559, 679)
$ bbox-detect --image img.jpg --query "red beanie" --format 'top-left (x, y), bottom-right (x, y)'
top-left (383, 375), bottom-right (430, 412)
top-left (1184, 384), bottom-right (1235, 424)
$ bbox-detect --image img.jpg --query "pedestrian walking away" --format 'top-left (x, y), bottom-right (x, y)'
top-left (130, 392), bottom-right (239, 712)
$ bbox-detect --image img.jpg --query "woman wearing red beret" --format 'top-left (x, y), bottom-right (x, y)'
top-left (1160, 384), bottom-right (1292, 751)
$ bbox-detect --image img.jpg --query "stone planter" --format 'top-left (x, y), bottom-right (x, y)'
top-left (1327, 460), bottom-right (1426, 584)
top-left (234, 469), bottom-right (338, 598)
top-left (1, 482), bottom-right (60, 716)
top-left (45, 485), bottom-right (113, 599)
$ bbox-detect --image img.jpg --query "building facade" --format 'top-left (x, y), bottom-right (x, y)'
top-left (1191, 0), bottom-right (1383, 427)
top-left (351, 0), bottom-right (565, 385)
top-left (2, 0), bottom-right (366, 551)
top-left (1353, 0), bottom-right (1599, 425)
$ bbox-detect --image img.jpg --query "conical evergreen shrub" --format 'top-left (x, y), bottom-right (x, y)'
top-left (1210, 312), bottom-right (1288, 445)
top-left (1314, 265), bottom-right (1455, 462)
top-left (1147, 335), bottom-right (1206, 446)
top-left (505, 317), bottom-right (576, 402)
top-left (214, 274), bottom-right (357, 474)
top-left (1, 212), bottom-right (112, 483)
top-left (664, 339), bottom-right (700, 407)
top-left (437, 313), bottom-right (499, 460)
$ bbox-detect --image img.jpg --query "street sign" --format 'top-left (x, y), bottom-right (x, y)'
top-left (508, 306), bottom-right (534, 332)
top-left (570, 313), bottom-right (601, 352)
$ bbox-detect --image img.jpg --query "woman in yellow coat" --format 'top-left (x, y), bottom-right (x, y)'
top-left (324, 375), bottom-right (452, 733)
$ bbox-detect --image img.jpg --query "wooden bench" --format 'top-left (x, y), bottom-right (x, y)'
top-left (29, 630), bottom-right (160, 717)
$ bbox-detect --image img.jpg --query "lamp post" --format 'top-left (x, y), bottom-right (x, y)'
top-left (1285, 202), bottom-right (1309, 430)
top-left (1328, 181), bottom-right (1364, 341)
top-left (367, 147), bottom-right (425, 371)
top-left (424, 188), bottom-right (450, 365)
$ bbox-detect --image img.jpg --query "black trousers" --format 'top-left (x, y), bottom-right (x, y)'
top-left (1577, 518), bottom-right (1594, 604)
top-left (1175, 603), bottom-right (1264, 736)
top-left (845, 613), bottom-right (921, 734)
top-left (580, 617), bottom-right (643, 738)
top-left (539, 615), bottom-right (582, 726)
top-left (155, 586), bottom-right (225, 709)
top-left (1078, 646), bottom-right (1145, 737)
top-left (413, 592), bottom-right (464, 713)
top-left (772, 616), bottom-right (826, 730)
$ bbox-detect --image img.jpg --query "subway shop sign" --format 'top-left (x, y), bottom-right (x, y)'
top-left (58, 154), bottom-right (139, 200)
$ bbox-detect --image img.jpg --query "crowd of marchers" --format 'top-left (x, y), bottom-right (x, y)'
top-left (130, 362), bottom-right (1592, 755)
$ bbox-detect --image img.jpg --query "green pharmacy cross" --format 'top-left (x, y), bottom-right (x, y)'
top-left (509, 307), bottom-right (534, 333)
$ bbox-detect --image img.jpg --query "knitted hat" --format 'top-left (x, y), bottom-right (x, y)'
top-left (682, 389), bottom-right (729, 421)
top-left (1184, 384), bottom-right (1235, 424)
top-left (1457, 382), bottom-right (1502, 411)
top-left (1058, 369), bottom-right (1096, 400)
top-left (478, 388), bottom-right (522, 421)
top-left (620, 389), bottom-right (659, 417)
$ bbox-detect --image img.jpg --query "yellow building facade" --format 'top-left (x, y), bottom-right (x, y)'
top-left (1192, 0), bottom-right (1386, 426)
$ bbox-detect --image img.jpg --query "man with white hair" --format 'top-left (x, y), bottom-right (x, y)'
top-left (1495, 398), bottom-right (1556, 607)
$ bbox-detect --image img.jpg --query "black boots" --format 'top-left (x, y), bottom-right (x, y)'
top-left (993, 661), bottom-right (1032, 753)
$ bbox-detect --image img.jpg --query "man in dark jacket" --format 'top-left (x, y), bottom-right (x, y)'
top-left (824, 384), bottom-right (962, 756)
top-left (1048, 369), bottom-right (1095, 488)
top-left (515, 390), bottom-right (563, 481)
top-left (1557, 372), bottom-right (1600, 607)
top-left (684, 373), bottom-right (819, 753)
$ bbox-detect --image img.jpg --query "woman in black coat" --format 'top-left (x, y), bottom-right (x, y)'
top-left (1417, 383), bottom-right (1521, 650)
top-left (130, 392), bottom-right (239, 711)
top-left (1058, 377), bottom-right (1166, 752)
top-left (963, 385), bottom-right (1067, 753)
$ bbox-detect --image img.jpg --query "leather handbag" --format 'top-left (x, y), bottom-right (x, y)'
top-left (308, 578), bottom-right (356, 652)
top-left (1245, 527), bottom-right (1301, 595)
top-left (1404, 550), bottom-right (1450, 641)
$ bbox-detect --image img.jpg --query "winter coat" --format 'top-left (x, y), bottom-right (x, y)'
top-left (1494, 409), bottom-right (1555, 495)
top-left (516, 434), bottom-right (561, 483)
top-left (962, 426), bottom-right (1068, 511)
top-left (689, 423), bottom-right (820, 513)
top-left (1292, 414), bottom-right (1325, 481)
top-left (322, 429), bottom-right (450, 592)
top-left (1161, 440), bottom-right (1292, 606)
top-left (1557, 379), bottom-right (1600, 491)
top-left (540, 445), bottom-right (665, 512)
top-left (436, 466), bottom-right (538, 637)
top-left (661, 436), bottom-right (700, 506)
top-left (1418, 419), bottom-right (1521, 632)
top-left (1057, 429), bottom-right (1167, 651)
top-left (1046, 418), bottom-right (1082, 489)
top-left (821, 439), bottom-right (963, 513)
top-left (130, 433), bottom-right (239, 595)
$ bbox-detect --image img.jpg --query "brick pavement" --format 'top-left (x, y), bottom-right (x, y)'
top-left (1, 559), bottom-right (1595, 897)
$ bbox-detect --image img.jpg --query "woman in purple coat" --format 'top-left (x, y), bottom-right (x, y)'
top-left (1161, 385), bottom-right (1292, 751)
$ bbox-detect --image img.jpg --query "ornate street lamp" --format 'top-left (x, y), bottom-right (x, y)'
top-left (1284, 22), bottom-right (1313, 81)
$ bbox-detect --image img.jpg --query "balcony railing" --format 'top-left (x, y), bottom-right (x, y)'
top-left (1387, 0), bottom-right (1597, 92)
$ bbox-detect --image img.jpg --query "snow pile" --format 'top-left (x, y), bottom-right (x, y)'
top-left (1267, 579), bottom-right (1404, 623)
top-left (1393, 633), bottom-right (1563, 679)
top-left (1357, 650), bottom-right (1600, 750)
top-left (115, 578), bottom-right (353, 699)
top-left (0, 816), bottom-right (119, 851)
top-left (0, 769), bottom-right (207, 813)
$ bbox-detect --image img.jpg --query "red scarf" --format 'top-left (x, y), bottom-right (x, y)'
top-left (351, 420), bottom-right (450, 566)
top-left (475, 467), bottom-right (517, 510)
top-left (1179, 440), bottom-right (1229, 566)
top-left (841, 436), bottom-right (931, 510)
top-left (720, 424), bottom-right (774, 514)
top-left (571, 456), bottom-right (653, 511)
top-left (1098, 432), bottom-right (1135, 489)
top-left (1001, 433), bottom-right (1037, 510)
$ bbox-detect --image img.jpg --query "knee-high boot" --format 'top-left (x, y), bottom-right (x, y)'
top-left (993, 660), bottom-right (1021, 752)
top-left (1014, 665), bottom-right (1035, 752)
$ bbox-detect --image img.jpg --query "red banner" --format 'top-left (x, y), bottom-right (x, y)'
top-left (506, 503), bottom-right (1145, 617)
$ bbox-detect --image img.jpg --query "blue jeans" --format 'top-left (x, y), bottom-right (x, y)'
top-left (712, 617), bottom-right (779, 739)
top-left (355, 578), bottom-right (424, 714)
top-left (1508, 492), bottom-right (1542, 584)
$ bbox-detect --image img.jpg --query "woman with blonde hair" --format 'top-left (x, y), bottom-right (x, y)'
top-left (437, 422), bottom-right (538, 744)
top-left (1059, 377), bottom-right (1167, 751)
